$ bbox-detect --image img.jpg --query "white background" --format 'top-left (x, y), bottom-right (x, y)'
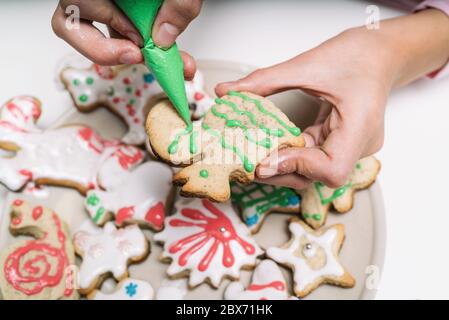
top-left (1, 0), bottom-right (449, 299)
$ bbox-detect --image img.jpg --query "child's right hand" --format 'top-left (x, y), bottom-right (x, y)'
top-left (52, 0), bottom-right (202, 79)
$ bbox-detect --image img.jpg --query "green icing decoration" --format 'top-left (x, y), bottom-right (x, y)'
top-left (107, 86), bottom-right (115, 96)
top-left (79, 94), bottom-right (88, 103)
top-left (199, 169), bottom-right (209, 178)
top-left (303, 213), bottom-right (322, 221)
top-left (93, 207), bottom-right (105, 223)
top-left (167, 123), bottom-right (195, 154)
top-left (314, 181), bottom-right (352, 205)
top-left (86, 77), bottom-right (94, 85)
top-left (356, 163), bottom-right (362, 169)
top-left (115, 0), bottom-right (191, 126)
top-left (227, 91), bottom-right (301, 136)
top-left (86, 194), bottom-right (100, 206)
top-left (73, 79), bottom-right (80, 86)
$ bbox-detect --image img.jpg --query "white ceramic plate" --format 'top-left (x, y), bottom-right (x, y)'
top-left (0, 60), bottom-right (386, 300)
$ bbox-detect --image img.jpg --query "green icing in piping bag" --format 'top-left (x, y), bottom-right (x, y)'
top-left (115, 0), bottom-right (191, 125)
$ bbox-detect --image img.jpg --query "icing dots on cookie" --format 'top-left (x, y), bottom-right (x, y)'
top-left (73, 222), bottom-right (148, 293)
top-left (89, 278), bottom-right (154, 300)
top-left (266, 219), bottom-right (355, 298)
top-left (0, 96), bottom-right (144, 194)
top-left (154, 198), bottom-right (263, 288)
top-left (61, 64), bottom-right (213, 145)
top-left (0, 200), bottom-right (78, 300)
top-left (231, 182), bottom-right (301, 233)
top-left (85, 161), bottom-right (173, 230)
top-left (299, 156), bottom-right (381, 229)
top-left (224, 260), bottom-right (298, 300)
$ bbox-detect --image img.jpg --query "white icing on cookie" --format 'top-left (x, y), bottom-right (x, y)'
top-left (266, 221), bottom-right (345, 293)
top-left (85, 161), bottom-right (173, 230)
top-left (73, 222), bottom-right (148, 291)
top-left (156, 278), bottom-right (188, 300)
top-left (90, 278), bottom-right (154, 300)
top-left (61, 64), bottom-right (213, 145)
top-left (154, 198), bottom-right (263, 288)
top-left (23, 182), bottom-right (50, 199)
top-left (0, 96), bottom-right (144, 193)
top-left (224, 260), bottom-right (298, 300)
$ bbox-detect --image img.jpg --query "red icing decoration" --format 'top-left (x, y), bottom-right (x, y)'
top-left (19, 169), bottom-right (33, 181)
top-left (114, 146), bottom-right (142, 170)
top-left (112, 97), bottom-right (121, 104)
top-left (13, 199), bottom-right (24, 206)
top-left (123, 77), bottom-right (131, 85)
top-left (247, 281), bottom-right (285, 292)
top-left (0, 120), bottom-right (27, 132)
top-left (77, 127), bottom-right (105, 154)
top-left (144, 202), bottom-right (164, 229)
top-left (116, 206), bottom-right (134, 226)
top-left (94, 64), bottom-right (115, 80)
top-left (168, 199), bottom-right (256, 271)
top-left (12, 216), bottom-right (22, 226)
top-left (135, 89), bottom-right (142, 97)
top-left (194, 92), bottom-right (204, 101)
top-left (133, 118), bottom-right (140, 124)
top-left (4, 212), bottom-right (73, 297)
top-left (32, 206), bottom-right (43, 221)
top-left (6, 102), bottom-right (28, 122)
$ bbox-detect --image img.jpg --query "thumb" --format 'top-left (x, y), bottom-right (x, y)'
top-left (257, 126), bottom-right (362, 188)
top-left (152, 0), bottom-right (202, 48)
top-left (215, 55), bottom-right (311, 97)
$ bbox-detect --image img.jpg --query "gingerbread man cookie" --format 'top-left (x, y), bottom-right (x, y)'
top-left (147, 91), bottom-right (305, 202)
top-left (231, 182), bottom-right (301, 233)
top-left (88, 278), bottom-right (154, 300)
top-left (0, 200), bottom-right (78, 300)
top-left (224, 260), bottom-right (297, 300)
top-left (266, 219), bottom-right (355, 298)
top-left (61, 64), bottom-right (213, 145)
top-left (0, 96), bottom-right (144, 194)
top-left (85, 161), bottom-right (173, 231)
top-left (299, 156), bottom-right (381, 229)
top-left (154, 198), bottom-right (263, 288)
top-left (73, 222), bottom-right (149, 294)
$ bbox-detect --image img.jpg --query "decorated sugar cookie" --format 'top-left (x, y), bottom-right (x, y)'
top-left (85, 161), bottom-right (173, 230)
top-left (299, 156), bottom-right (381, 229)
top-left (224, 260), bottom-right (297, 300)
top-left (156, 278), bottom-right (188, 300)
top-left (61, 64), bottom-right (213, 145)
top-left (0, 96), bottom-right (144, 194)
top-left (0, 200), bottom-right (78, 300)
top-left (266, 219), bottom-right (355, 298)
top-left (154, 198), bottom-right (263, 288)
top-left (73, 222), bottom-right (149, 294)
top-left (88, 278), bottom-right (154, 300)
top-left (231, 182), bottom-right (301, 233)
top-left (147, 92), bottom-right (305, 202)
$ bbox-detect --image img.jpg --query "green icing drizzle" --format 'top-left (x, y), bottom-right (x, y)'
top-left (79, 94), bottom-right (88, 103)
top-left (167, 123), bottom-right (196, 154)
top-left (314, 181), bottom-right (352, 205)
top-left (227, 91), bottom-right (301, 136)
top-left (303, 213), bottom-right (322, 221)
top-left (199, 169), bottom-right (209, 178)
top-left (202, 123), bottom-right (254, 172)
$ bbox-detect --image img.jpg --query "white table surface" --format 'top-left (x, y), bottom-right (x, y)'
top-left (1, 0), bottom-right (449, 300)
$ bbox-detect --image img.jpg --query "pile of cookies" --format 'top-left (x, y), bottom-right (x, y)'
top-left (0, 62), bottom-right (380, 300)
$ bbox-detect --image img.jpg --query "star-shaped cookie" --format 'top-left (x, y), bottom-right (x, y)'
top-left (266, 218), bottom-right (355, 298)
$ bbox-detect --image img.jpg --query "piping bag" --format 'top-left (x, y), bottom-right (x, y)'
top-left (115, 0), bottom-right (191, 126)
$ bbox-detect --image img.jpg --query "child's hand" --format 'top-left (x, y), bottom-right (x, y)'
top-left (52, 0), bottom-right (202, 79)
top-left (216, 9), bottom-right (449, 189)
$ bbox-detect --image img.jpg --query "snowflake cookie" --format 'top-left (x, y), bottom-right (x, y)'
top-left (0, 200), bottom-right (78, 300)
top-left (147, 91), bottom-right (305, 202)
top-left (298, 156), bottom-right (381, 229)
top-left (73, 222), bottom-right (149, 294)
top-left (231, 182), bottom-right (301, 233)
top-left (224, 260), bottom-right (298, 300)
top-left (88, 278), bottom-right (154, 300)
top-left (61, 64), bottom-right (213, 145)
top-left (154, 198), bottom-right (263, 288)
top-left (266, 219), bottom-right (355, 298)
top-left (85, 161), bottom-right (173, 231)
top-left (0, 96), bottom-right (144, 194)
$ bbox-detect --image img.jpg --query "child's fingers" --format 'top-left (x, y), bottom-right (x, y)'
top-left (152, 0), bottom-right (202, 48)
top-left (52, 5), bottom-right (142, 65)
top-left (255, 174), bottom-right (312, 190)
top-left (59, 0), bottom-right (142, 46)
top-left (180, 51), bottom-right (197, 81)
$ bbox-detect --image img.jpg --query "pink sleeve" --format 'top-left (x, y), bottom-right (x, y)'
top-left (415, 0), bottom-right (449, 79)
